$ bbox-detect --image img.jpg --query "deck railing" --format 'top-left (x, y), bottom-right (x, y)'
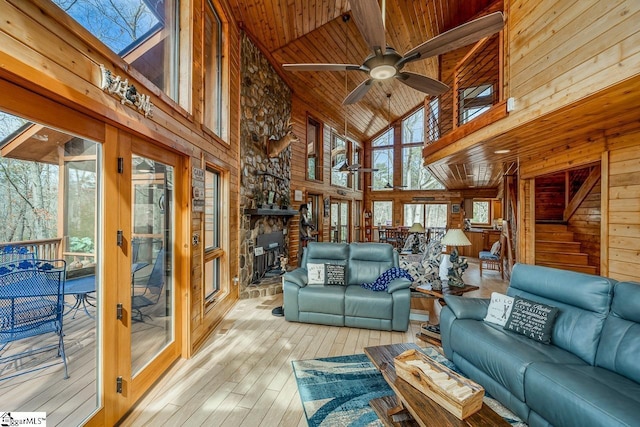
top-left (0, 238), bottom-right (63, 260)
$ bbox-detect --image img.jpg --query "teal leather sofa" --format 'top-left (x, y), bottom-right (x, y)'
top-left (283, 242), bottom-right (412, 331)
top-left (441, 263), bottom-right (640, 427)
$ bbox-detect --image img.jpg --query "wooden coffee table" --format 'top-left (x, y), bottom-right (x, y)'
top-left (364, 343), bottom-right (508, 427)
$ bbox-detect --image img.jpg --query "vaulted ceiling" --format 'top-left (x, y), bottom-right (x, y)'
top-left (229, 0), bottom-right (496, 143)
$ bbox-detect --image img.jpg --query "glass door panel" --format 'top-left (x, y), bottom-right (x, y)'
top-left (130, 155), bottom-right (174, 375)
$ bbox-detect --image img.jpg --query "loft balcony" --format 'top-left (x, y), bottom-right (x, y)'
top-left (423, 33), bottom-right (508, 160)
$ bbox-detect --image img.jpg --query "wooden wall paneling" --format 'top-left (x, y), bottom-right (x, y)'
top-left (600, 151), bottom-right (612, 277)
top-left (607, 143), bottom-right (640, 281)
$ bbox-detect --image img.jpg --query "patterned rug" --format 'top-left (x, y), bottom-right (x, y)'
top-left (292, 346), bottom-right (527, 427)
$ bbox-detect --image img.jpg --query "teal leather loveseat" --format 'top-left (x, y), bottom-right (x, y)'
top-left (283, 242), bottom-right (412, 331)
top-left (441, 263), bottom-right (640, 427)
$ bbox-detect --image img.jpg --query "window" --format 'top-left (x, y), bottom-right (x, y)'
top-left (53, 0), bottom-right (180, 102)
top-left (400, 108), bottom-right (444, 190)
top-left (330, 200), bottom-right (349, 243)
top-left (204, 168), bottom-right (223, 299)
top-left (331, 133), bottom-right (348, 187)
top-left (204, 0), bottom-right (228, 139)
top-left (306, 117), bottom-right (322, 180)
top-left (401, 108), bottom-right (444, 190)
top-left (352, 141), bottom-right (362, 190)
top-left (471, 200), bottom-right (490, 224)
top-left (371, 128), bottom-right (393, 190)
top-left (459, 84), bottom-right (493, 125)
top-left (373, 201), bottom-right (393, 227)
top-left (404, 204), bottom-right (447, 228)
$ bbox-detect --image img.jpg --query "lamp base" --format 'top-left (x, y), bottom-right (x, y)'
top-left (447, 247), bottom-right (469, 288)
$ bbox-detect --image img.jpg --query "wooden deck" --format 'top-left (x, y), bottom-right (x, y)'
top-left (0, 259), bottom-right (507, 426)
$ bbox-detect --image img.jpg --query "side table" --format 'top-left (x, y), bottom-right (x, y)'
top-left (414, 283), bottom-right (479, 344)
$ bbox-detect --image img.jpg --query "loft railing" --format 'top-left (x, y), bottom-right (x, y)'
top-left (426, 33), bottom-right (503, 146)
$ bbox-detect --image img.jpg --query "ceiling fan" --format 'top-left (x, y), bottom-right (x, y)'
top-left (335, 161), bottom-right (379, 173)
top-left (368, 182), bottom-right (407, 189)
top-left (283, 0), bottom-right (504, 104)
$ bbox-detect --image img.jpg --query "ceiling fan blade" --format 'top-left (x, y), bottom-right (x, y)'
top-left (396, 72), bottom-right (449, 95)
top-left (343, 79), bottom-right (374, 105)
top-left (283, 63), bottom-right (362, 71)
top-left (349, 0), bottom-right (386, 54)
top-left (403, 12), bottom-right (504, 62)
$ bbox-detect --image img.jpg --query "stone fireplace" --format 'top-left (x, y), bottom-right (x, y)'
top-left (239, 33), bottom-right (295, 299)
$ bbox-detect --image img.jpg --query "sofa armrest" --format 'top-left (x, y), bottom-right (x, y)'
top-left (387, 278), bottom-right (412, 293)
top-left (443, 295), bottom-right (489, 320)
top-left (283, 268), bottom-right (308, 288)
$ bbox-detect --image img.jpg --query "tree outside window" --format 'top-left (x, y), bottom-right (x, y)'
top-left (371, 128), bottom-right (393, 190)
top-left (472, 200), bottom-right (490, 224)
top-left (373, 201), bottom-right (392, 227)
top-left (53, 0), bottom-right (181, 102)
top-left (401, 108), bottom-right (444, 190)
top-left (331, 133), bottom-right (348, 187)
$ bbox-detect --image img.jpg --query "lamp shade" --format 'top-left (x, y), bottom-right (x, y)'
top-left (408, 222), bottom-right (425, 233)
top-left (440, 229), bottom-right (471, 246)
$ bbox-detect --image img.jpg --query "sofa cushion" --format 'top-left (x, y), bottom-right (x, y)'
top-left (304, 242), bottom-right (349, 265)
top-left (344, 285), bottom-right (393, 320)
top-left (448, 318), bottom-right (586, 401)
top-left (298, 285), bottom-right (345, 315)
top-left (525, 362), bottom-right (640, 427)
top-left (596, 281), bottom-right (640, 384)
top-left (507, 263), bottom-right (615, 364)
top-left (503, 296), bottom-right (559, 344)
top-left (347, 243), bottom-right (395, 285)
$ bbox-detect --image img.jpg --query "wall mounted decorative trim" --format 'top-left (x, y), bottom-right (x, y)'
top-left (99, 65), bottom-right (154, 118)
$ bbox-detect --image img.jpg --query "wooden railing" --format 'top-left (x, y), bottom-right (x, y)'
top-left (425, 33), bottom-right (503, 146)
top-left (0, 238), bottom-right (63, 259)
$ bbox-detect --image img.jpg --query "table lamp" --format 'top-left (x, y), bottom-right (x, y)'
top-left (407, 222), bottom-right (425, 254)
top-left (439, 229), bottom-right (471, 287)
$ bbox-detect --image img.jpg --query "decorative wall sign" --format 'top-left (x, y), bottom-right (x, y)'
top-left (192, 166), bottom-right (205, 212)
top-left (294, 190), bottom-right (303, 202)
top-left (99, 64), bottom-right (154, 118)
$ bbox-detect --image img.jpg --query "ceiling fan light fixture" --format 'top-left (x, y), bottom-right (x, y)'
top-left (370, 64), bottom-right (396, 80)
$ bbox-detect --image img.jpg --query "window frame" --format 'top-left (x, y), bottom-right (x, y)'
top-left (371, 128), bottom-right (394, 191)
top-left (330, 131), bottom-right (349, 188)
top-left (471, 199), bottom-right (491, 225)
top-left (203, 0), bottom-right (230, 142)
top-left (203, 166), bottom-right (225, 304)
top-left (306, 116), bottom-right (323, 182)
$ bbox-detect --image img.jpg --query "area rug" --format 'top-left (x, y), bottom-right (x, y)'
top-left (292, 346), bottom-right (527, 427)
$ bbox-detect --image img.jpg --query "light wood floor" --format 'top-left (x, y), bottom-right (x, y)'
top-left (121, 260), bottom-right (508, 427)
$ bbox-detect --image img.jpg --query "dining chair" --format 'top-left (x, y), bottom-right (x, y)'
top-left (131, 248), bottom-right (165, 321)
top-left (0, 259), bottom-right (68, 381)
top-left (479, 234), bottom-right (505, 279)
top-left (0, 245), bottom-right (35, 264)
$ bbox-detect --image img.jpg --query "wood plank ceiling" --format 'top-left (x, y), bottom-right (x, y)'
top-left (229, 0), bottom-right (496, 144)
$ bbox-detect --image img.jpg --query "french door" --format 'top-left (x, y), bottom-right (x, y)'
top-left (330, 200), bottom-right (350, 243)
top-left (104, 131), bottom-right (184, 422)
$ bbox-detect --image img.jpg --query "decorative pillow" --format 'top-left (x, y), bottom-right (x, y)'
top-left (503, 296), bottom-right (559, 344)
top-left (490, 241), bottom-right (501, 256)
top-left (307, 263), bottom-right (326, 285)
top-left (483, 292), bottom-right (514, 326)
top-left (325, 263), bottom-right (347, 286)
top-left (307, 262), bottom-right (348, 285)
top-left (361, 267), bottom-right (413, 292)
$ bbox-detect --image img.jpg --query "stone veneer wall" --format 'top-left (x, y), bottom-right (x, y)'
top-left (239, 33), bottom-right (292, 298)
